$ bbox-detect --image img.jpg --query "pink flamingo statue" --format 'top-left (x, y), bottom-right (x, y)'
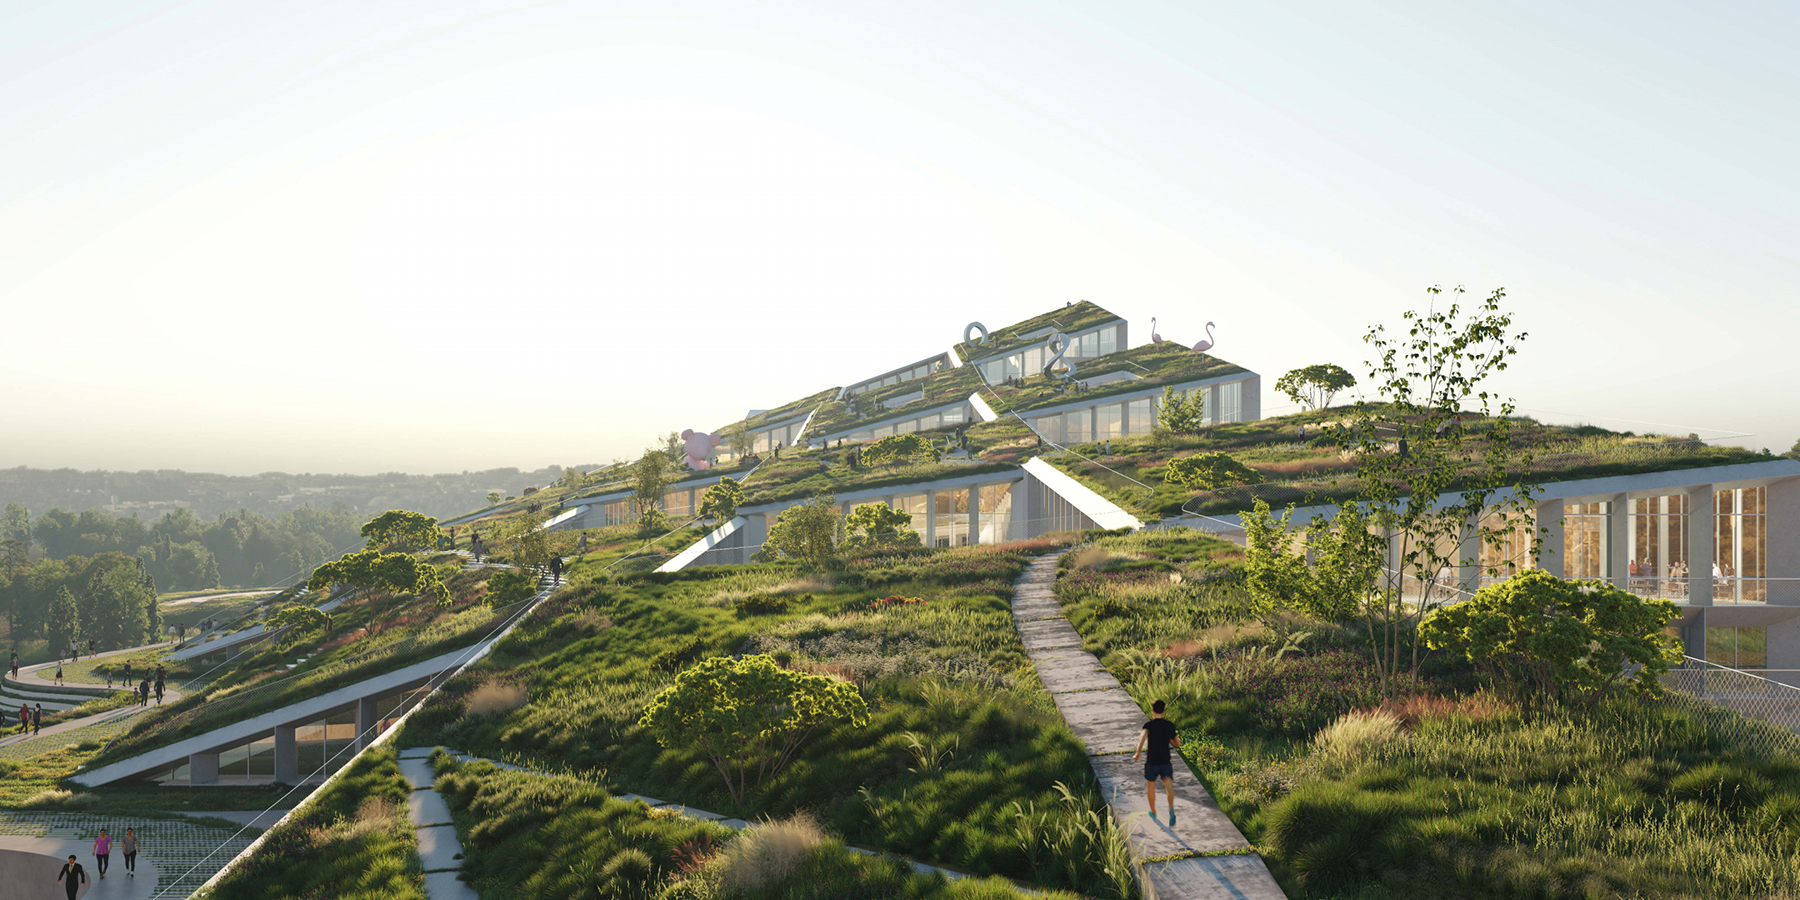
top-left (1149, 317), bottom-right (1162, 344)
top-left (1191, 322), bottom-right (1216, 358)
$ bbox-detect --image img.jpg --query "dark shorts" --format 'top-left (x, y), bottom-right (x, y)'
top-left (1144, 762), bottom-right (1174, 782)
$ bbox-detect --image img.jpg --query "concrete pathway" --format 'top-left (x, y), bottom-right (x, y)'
top-left (0, 811), bottom-right (255, 899)
top-left (1012, 554), bottom-right (1286, 900)
top-left (397, 746), bottom-right (478, 900)
top-left (162, 590), bottom-right (279, 608)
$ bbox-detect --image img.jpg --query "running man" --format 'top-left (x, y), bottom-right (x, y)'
top-left (57, 854), bottom-right (87, 900)
top-left (94, 828), bottom-right (112, 879)
top-left (1131, 699), bottom-right (1183, 824)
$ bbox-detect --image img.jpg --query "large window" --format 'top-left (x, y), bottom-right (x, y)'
top-left (1707, 626), bottom-right (1768, 668)
top-left (1563, 502), bottom-right (1609, 580)
top-left (1713, 486), bottom-right (1767, 602)
top-left (1218, 381), bottom-right (1244, 423)
top-left (664, 489), bottom-right (692, 518)
top-left (934, 489), bottom-right (971, 547)
top-left (1629, 494), bottom-right (1689, 598)
top-left (1065, 409), bottom-right (1092, 444)
top-left (979, 483), bottom-right (1014, 543)
top-left (892, 494), bottom-right (928, 536)
top-left (1096, 402), bottom-right (1123, 440)
top-left (1127, 398), bottom-right (1153, 435)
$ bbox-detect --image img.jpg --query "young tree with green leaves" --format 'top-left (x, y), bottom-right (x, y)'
top-left (486, 491), bottom-right (504, 507)
top-left (1333, 285), bottom-right (1541, 694)
top-left (843, 504), bottom-right (917, 548)
top-left (307, 549), bottom-right (451, 628)
top-left (1153, 386), bottom-right (1206, 436)
top-left (360, 510), bottom-right (440, 552)
top-left (48, 585), bottom-right (79, 654)
top-left (1164, 452), bottom-right (1262, 492)
top-left (267, 604), bottom-right (328, 632)
top-left (760, 495), bottom-right (842, 562)
top-left (632, 448), bottom-right (672, 531)
top-left (699, 478), bottom-right (744, 522)
top-left (484, 569), bottom-right (538, 608)
top-left (1274, 363), bottom-right (1357, 410)
top-left (2, 537), bottom-right (27, 634)
top-left (723, 421), bottom-right (752, 461)
top-left (639, 654), bottom-right (869, 805)
top-left (1421, 569), bottom-right (1679, 707)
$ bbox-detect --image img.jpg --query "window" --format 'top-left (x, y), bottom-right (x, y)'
top-left (1127, 398), bottom-right (1152, 435)
top-left (1707, 626), bottom-right (1767, 668)
top-left (1563, 502), bottom-right (1608, 579)
top-left (1079, 332), bottom-right (1098, 358)
top-left (897, 419), bottom-right (916, 434)
top-left (664, 490), bottom-right (692, 517)
top-left (1066, 409), bottom-right (1092, 444)
top-left (1099, 325), bottom-right (1117, 356)
top-left (893, 494), bottom-right (928, 535)
top-left (979, 483), bottom-right (1014, 543)
top-left (935, 488), bottom-right (971, 547)
top-left (1035, 413), bottom-right (1063, 444)
top-left (1218, 381), bottom-right (1243, 423)
top-left (919, 413), bottom-right (940, 430)
top-left (942, 406), bottom-right (964, 424)
top-left (1096, 403), bottom-right (1123, 440)
top-left (1023, 346), bottom-right (1044, 377)
top-left (1628, 495), bottom-right (1690, 600)
top-left (604, 499), bottom-right (634, 526)
top-left (1713, 486), bottom-right (1767, 602)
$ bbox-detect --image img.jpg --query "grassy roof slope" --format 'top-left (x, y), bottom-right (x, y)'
top-left (954, 300), bottom-right (1122, 363)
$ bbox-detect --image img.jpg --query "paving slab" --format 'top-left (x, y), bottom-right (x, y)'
top-left (616, 793), bottom-right (667, 806)
top-left (425, 871), bottom-right (481, 900)
top-left (1140, 855), bottom-right (1287, 900)
top-left (1017, 618), bottom-right (1084, 651)
top-left (1051, 688), bottom-right (1147, 753)
top-left (1012, 595), bottom-right (1065, 618)
top-left (658, 804), bottom-right (725, 821)
top-left (417, 823), bottom-right (465, 871)
top-left (399, 758), bottom-right (437, 789)
top-left (1088, 753), bottom-right (1252, 858)
top-left (399, 746), bottom-right (437, 759)
top-left (1036, 662), bottom-right (1124, 695)
top-left (409, 788), bottom-right (456, 826)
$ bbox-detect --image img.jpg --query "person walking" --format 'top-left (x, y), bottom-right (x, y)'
top-left (154, 675), bottom-right (165, 705)
top-left (93, 829), bottom-right (112, 879)
top-left (121, 827), bottom-right (139, 877)
top-left (57, 854), bottom-right (86, 900)
top-left (54, 662), bottom-right (63, 686)
top-left (16, 703), bottom-right (27, 735)
top-left (32, 703), bottom-right (42, 735)
top-left (123, 660), bottom-right (132, 684)
top-left (1131, 699), bottom-right (1183, 824)
top-left (138, 677), bottom-right (151, 708)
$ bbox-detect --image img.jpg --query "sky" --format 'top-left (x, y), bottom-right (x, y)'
top-left (2, 0), bottom-right (1796, 476)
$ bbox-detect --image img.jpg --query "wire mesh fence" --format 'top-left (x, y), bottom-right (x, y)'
top-left (1660, 657), bottom-right (1800, 754)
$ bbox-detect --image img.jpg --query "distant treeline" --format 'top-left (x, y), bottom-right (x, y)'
top-left (0, 553), bottom-right (161, 654)
top-left (0, 463), bottom-right (594, 522)
top-left (3, 502), bottom-right (364, 591)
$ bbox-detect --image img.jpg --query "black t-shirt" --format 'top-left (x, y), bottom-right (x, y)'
top-left (1143, 718), bottom-right (1177, 765)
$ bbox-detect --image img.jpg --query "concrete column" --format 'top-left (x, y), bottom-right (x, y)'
top-left (1535, 498), bottom-right (1564, 576)
top-left (1458, 511), bottom-right (1481, 596)
top-left (356, 697), bottom-right (378, 750)
top-left (925, 491), bottom-right (937, 548)
top-left (1684, 609), bottom-right (1708, 664)
top-left (1243, 374), bottom-right (1262, 421)
top-left (1687, 484), bottom-right (1714, 607)
top-left (968, 486), bottom-right (981, 546)
top-left (1208, 384), bottom-right (1221, 425)
top-left (273, 725), bottom-right (298, 784)
top-left (189, 751), bottom-right (219, 785)
top-left (1608, 493), bottom-right (1630, 589)
top-left (1767, 477), bottom-right (1800, 606)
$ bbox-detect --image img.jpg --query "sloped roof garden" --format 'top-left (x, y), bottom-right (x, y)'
top-left (954, 299), bottom-right (1122, 363)
top-left (805, 365), bottom-right (987, 437)
top-left (1043, 406), bottom-right (1775, 520)
top-left (734, 386), bottom-right (840, 431)
top-left (984, 341), bottom-right (1251, 416)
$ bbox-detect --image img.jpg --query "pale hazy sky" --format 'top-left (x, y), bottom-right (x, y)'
top-left (3, 1), bottom-right (1796, 476)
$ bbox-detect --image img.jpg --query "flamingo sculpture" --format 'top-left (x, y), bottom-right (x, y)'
top-left (1191, 322), bottom-right (1216, 359)
top-left (1150, 317), bottom-right (1162, 344)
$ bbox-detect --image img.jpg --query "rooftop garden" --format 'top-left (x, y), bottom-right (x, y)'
top-left (983, 341), bottom-right (1250, 416)
top-left (807, 364), bottom-right (988, 437)
top-left (398, 535), bottom-right (1139, 898)
top-left (1049, 528), bottom-right (1800, 899)
top-left (736, 386), bottom-right (841, 432)
top-left (953, 299), bottom-right (1122, 365)
top-left (1047, 406), bottom-right (1774, 520)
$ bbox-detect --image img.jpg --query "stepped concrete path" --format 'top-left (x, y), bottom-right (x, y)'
top-left (1012, 554), bottom-right (1286, 900)
top-left (398, 746), bottom-right (479, 900)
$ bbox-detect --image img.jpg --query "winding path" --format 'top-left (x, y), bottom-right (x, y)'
top-left (1012, 554), bottom-right (1285, 900)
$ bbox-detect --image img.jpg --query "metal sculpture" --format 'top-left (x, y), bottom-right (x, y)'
top-left (1044, 332), bottom-right (1076, 381)
top-left (1191, 322), bottom-right (1216, 359)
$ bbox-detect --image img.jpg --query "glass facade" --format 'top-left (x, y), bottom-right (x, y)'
top-left (664, 489), bottom-right (692, 518)
top-left (934, 489), bottom-right (971, 548)
top-left (842, 404), bottom-right (969, 444)
top-left (1712, 486), bottom-right (1767, 602)
top-left (1707, 626), bottom-right (1768, 668)
top-left (979, 483), bottom-right (1015, 543)
top-left (892, 493), bottom-right (929, 536)
top-left (849, 360), bottom-right (940, 397)
top-left (977, 323), bottom-right (1123, 383)
top-left (1218, 381), bottom-right (1243, 423)
top-left (1563, 501), bottom-right (1609, 580)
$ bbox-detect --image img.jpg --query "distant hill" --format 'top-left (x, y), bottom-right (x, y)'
top-left (0, 464), bottom-right (596, 522)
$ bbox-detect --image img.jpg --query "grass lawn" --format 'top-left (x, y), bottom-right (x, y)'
top-left (1053, 528), bottom-right (1800, 900)
top-left (197, 742), bottom-right (425, 900)
top-left (400, 536), bottom-right (1139, 898)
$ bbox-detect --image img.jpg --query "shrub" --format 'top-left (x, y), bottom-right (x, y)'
top-left (1312, 710), bottom-right (1405, 760)
top-left (1165, 452), bottom-right (1263, 491)
top-left (21, 789), bottom-right (100, 810)
top-left (736, 595), bottom-right (790, 617)
top-left (652, 636), bottom-right (704, 671)
top-left (717, 812), bottom-right (825, 892)
top-left (1091, 599), bottom-right (1130, 619)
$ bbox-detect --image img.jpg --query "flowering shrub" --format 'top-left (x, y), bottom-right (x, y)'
top-left (871, 595), bottom-right (926, 609)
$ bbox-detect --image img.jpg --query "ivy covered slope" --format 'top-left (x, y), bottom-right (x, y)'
top-left (399, 537), bottom-right (1140, 899)
top-left (1051, 528), bottom-right (1800, 900)
top-left (1047, 406), bottom-right (1771, 519)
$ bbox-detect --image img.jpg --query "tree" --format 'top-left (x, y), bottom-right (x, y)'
top-left (1242, 501), bottom-right (1315, 625)
top-left (485, 569), bottom-right (537, 608)
top-left (307, 549), bottom-right (451, 625)
top-left (1335, 285), bottom-right (1540, 694)
top-left (639, 654), bottom-right (869, 805)
top-left (82, 562), bottom-right (154, 650)
top-left (1153, 386), bottom-right (1206, 436)
top-left (560, 466), bottom-right (586, 489)
top-left (844, 504), bottom-right (918, 549)
top-left (662, 431), bottom-right (684, 462)
top-left (632, 449), bottom-right (672, 530)
top-left (861, 433), bottom-right (935, 467)
top-left (723, 421), bottom-right (752, 461)
top-left (509, 522), bottom-right (555, 574)
top-left (1421, 569), bottom-right (1679, 707)
top-left (760, 495), bottom-right (843, 562)
top-left (699, 478), bottom-right (745, 522)
top-left (268, 604), bottom-right (328, 632)
top-left (2, 502), bottom-right (29, 545)
top-left (48, 586), bottom-right (79, 652)
top-left (1165, 452), bottom-right (1262, 492)
top-left (486, 491), bottom-right (504, 507)
top-left (360, 510), bottom-right (440, 552)
top-left (1787, 438), bottom-right (1800, 461)
top-left (2, 537), bottom-right (27, 634)
top-left (32, 509), bottom-right (77, 559)
top-left (1275, 364), bottom-right (1357, 411)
